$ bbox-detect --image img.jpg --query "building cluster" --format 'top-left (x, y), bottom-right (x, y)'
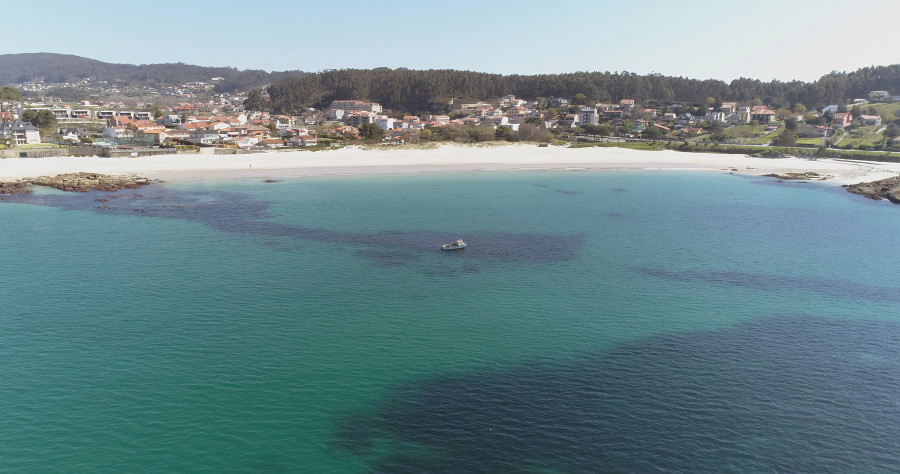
top-left (14, 78), bottom-right (224, 99)
top-left (2, 80), bottom-right (897, 149)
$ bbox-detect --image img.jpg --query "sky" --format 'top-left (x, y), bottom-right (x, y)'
top-left (6, 0), bottom-right (900, 83)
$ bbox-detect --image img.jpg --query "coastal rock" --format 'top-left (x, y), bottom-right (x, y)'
top-left (843, 175), bottom-right (900, 204)
top-left (0, 181), bottom-right (31, 194)
top-left (0, 172), bottom-right (156, 194)
top-left (753, 151), bottom-right (791, 159)
top-left (763, 172), bottom-right (828, 181)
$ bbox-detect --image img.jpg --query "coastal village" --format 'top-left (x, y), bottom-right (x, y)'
top-left (2, 77), bottom-right (900, 155)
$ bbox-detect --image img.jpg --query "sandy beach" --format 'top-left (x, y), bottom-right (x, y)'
top-left (2, 144), bottom-right (899, 185)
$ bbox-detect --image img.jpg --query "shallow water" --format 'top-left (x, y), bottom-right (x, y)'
top-left (1, 170), bottom-right (899, 472)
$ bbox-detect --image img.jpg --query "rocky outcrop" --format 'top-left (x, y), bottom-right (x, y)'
top-left (0, 172), bottom-right (156, 194)
top-left (843, 175), bottom-right (900, 204)
top-left (763, 172), bottom-right (829, 181)
top-left (0, 181), bottom-right (30, 194)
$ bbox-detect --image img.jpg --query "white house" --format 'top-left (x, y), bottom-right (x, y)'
top-left (375, 116), bottom-right (396, 131)
top-left (0, 120), bottom-right (41, 145)
top-left (857, 114), bottom-right (882, 126)
top-left (189, 129), bottom-right (222, 144)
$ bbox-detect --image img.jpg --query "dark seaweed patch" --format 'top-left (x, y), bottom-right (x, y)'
top-left (332, 315), bottom-right (900, 472)
top-left (637, 266), bottom-right (900, 304)
top-left (4, 185), bottom-right (583, 266)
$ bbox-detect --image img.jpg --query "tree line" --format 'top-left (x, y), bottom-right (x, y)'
top-left (258, 65), bottom-right (900, 115)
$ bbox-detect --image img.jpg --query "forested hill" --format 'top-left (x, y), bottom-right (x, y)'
top-left (0, 53), bottom-right (306, 92)
top-left (261, 65), bottom-right (900, 114)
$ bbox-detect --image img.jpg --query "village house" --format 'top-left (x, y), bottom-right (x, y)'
top-left (189, 129), bottom-right (222, 145)
top-left (103, 125), bottom-right (130, 139)
top-left (428, 114), bottom-right (451, 125)
top-left (619, 99), bottom-right (635, 116)
top-left (732, 105), bottom-right (753, 124)
top-left (749, 106), bottom-right (776, 124)
top-left (133, 120), bottom-right (165, 132)
top-left (557, 113), bottom-right (579, 129)
top-left (653, 123), bottom-right (671, 134)
top-left (140, 130), bottom-right (168, 145)
top-left (328, 100), bottom-right (382, 114)
top-left (258, 137), bottom-right (282, 148)
top-left (704, 111), bottom-right (727, 123)
top-left (161, 114), bottom-right (182, 126)
top-left (720, 102), bottom-right (737, 115)
top-left (298, 135), bottom-right (318, 147)
top-left (677, 113), bottom-right (694, 125)
top-left (374, 116), bottom-right (396, 131)
top-left (867, 91), bottom-right (891, 102)
top-left (0, 120), bottom-right (41, 145)
top-left (832, 112), bottom-right (853, 129)
top-left (493, 95), bottom-right (518, 107)
top-left (163, 129), bottom-right (190, 143)
top-left (602, 109), bottom-right (624, 120)
top-left (796, 124), bottom-right (831, 138)
top-left (856, 114), bottom-right (882, 126)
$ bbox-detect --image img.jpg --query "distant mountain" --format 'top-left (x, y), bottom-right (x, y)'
top-left (0, 53), bottom-right (306, 92)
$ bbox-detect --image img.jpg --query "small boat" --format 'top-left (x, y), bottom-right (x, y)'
top-left (441, 238), bottom-right (467, 250)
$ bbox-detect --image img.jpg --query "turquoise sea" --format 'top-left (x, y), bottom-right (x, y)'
top-left (2, 169), bottom-right (899, 472)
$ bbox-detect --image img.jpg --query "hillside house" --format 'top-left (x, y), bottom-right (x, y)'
top-left (328, 100), bottom-right (382, 113)
top-left (677, 113), bottom-right (694, 125)
top-left (832, 112), bottom-right (853, 129)
top-left (557, 114), bottom-right (579, 128)
top-left (189, 129), bottom-right (222, 144)
top-left (868, 91), bottom-right (891, 102)
top-left (749, 106), bottom-right (776, 124)
top-left (603, 109), bottom-right (624, 119)
top-left (856, 114), bottom-right (882, 126)
top-left (374, 116), bottom-right (396, 131)
top-left (704, 111), bottom-right (727, 123)
top-left (0, 120), bottom-right (41, 145)
top-left (796, 124), bottom-right (830, 138)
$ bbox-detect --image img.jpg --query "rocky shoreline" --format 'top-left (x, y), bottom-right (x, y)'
top-left (762, 171), bottom-right (830, 181)
top-left (0, 172), bottom-right (156, 195)
top-left (842, 175), bottom-right (900, 203)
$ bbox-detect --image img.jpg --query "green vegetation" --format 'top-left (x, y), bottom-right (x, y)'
top-left (0, 86), bottom-right (22, 102)
top-left (358, 123), bottom-right (385, 141)
top-left (853, 102), bottom-right (900, 122)
top-left (746, 128), bottom-right (778, 145)
top-left (836, 125), bottom-right (885, 149)
top-left (21, 109), bottom-right (58, 136)
top-left (724, 124), bottom-right (765, 140)
top-left (263, 64), bottom-right (900, 115)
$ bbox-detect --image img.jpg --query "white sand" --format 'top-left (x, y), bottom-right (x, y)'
top-left (2, 144), bottom-right (898, 185)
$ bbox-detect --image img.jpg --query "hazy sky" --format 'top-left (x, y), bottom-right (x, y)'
top-left (7, 0), bottom-right (900, 82)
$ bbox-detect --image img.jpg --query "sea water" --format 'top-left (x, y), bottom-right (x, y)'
top-left (1, 170), bottom-right (899, 472)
